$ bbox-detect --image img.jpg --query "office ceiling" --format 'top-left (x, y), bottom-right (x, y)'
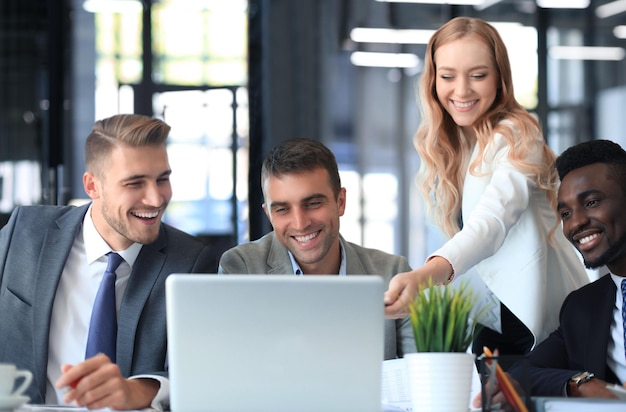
top-left (343, 0), bottom-right (626, 48)
top-left (336, 0), bottom-right (626, 92)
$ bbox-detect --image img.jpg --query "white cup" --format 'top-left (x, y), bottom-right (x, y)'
top-left (0, 363), bottom-right (32, 398)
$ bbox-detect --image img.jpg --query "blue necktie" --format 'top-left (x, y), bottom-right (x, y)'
top-left (85, 252), bottom-right (123, 362)
top-left (622, 279), bottom-right (626, 362)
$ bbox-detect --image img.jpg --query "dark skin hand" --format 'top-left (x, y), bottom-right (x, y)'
top-left (55, 353), bottom-right (160, 410)
top-left (472, 372), bottom-right (526, 412)
top-left (568, 378), bottom-right (620, 399)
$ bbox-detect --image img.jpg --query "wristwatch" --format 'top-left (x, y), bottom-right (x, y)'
top-left (570, 371), bottom-right (595, 387)
top-left (566, 371), bottom-right (595, 396)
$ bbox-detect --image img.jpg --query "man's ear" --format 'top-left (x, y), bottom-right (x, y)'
top-left (262, 203), bottom-right (271, 220)
top-left (83, 172), bottom-right (100, 200)
top-left (337, 187), bottom-right (347, 216)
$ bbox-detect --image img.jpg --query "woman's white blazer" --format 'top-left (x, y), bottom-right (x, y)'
top-left (431, 130), bottom-right (589, 347)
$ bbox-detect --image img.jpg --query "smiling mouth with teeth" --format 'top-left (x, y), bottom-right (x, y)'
top-left (132, 210), bottom-right (160, 219)
top-left (294, 231), bottom-right (319, 243)
top-left (454, 100), bottom-right (476, 108)
top-left (577, 233), bottom-right (599, 245)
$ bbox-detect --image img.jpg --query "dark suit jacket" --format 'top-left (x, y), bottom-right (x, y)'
top-left (218, 232), bottom-right (417, 360)
top-left (0, 204), bottom-right (215, 404)
top-left (510, 274), bottom-right (621, 396)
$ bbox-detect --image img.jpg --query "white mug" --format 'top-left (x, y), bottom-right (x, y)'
top-left (0, 363), bottom-right (32, 397)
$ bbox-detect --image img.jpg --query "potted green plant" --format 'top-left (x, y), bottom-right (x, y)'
top-left (404, 279), bottom-right (481, 412)
top-left (409, 278), bottom-right (479, 352)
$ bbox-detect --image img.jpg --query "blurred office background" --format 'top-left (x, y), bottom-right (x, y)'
top-left (1, 0), bottom-right (625, 269)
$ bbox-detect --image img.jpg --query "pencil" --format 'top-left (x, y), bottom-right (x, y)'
top-left (483, 346), bottom-right (528, 412)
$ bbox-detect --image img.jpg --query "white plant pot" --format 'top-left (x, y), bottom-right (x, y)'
top-left (404, 352), bottom-right (475, 412)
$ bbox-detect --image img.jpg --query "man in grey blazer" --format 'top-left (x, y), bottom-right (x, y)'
top-left (218, 138), bottom-right (416, 359)
top-left (0, 114), bottom-right (214, 410)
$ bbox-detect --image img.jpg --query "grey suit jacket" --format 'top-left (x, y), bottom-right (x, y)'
top-left (218, 232), bottom-right (417, 360)
top-left (0, 204), bottom-right (216, 404)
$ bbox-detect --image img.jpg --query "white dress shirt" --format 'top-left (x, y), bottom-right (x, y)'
top-left (45, 205), bottom-right (144, 404)
top-left (607, 274), bottom-right (626, 383)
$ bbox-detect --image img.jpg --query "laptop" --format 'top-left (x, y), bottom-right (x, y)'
top-left (165, 274), bottom-right (385, 412)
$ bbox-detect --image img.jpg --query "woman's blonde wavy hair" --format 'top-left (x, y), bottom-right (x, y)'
top-left (414, 16), bottom-right (558, 238)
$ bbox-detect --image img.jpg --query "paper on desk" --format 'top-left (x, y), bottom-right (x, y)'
top-left (381, 358), bottom-right (412, 411)
top-left (16, 406), bottom-right (104, 412)
top-left (381, 357), bottom-right (482, 412)
top-left (17, 405), bottom-right (151, 412)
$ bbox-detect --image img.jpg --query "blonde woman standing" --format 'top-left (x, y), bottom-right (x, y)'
top-left (384, 17), bottom-right (589, 361)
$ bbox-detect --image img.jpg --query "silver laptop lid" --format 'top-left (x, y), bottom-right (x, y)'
top-left (166, 274), bottom-right (385, 412)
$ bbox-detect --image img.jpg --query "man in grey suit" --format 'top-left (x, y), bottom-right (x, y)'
top-left (218, 138), bottom-right (416, 359)
top-left (0, 114), bottom-right (214, 410)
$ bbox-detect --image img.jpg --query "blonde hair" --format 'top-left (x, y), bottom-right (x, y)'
top-left (85, 114), bottom-right (171, 178)
top-left (414, 17), bottom-right (558, 238)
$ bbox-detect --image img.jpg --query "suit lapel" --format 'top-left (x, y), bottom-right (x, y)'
top-left (32, 205), bottom-right (88, 393)
top-left (266, 234), bottom-right (297, 275)
top-left (342, 237), bottom-right (367, 275)
top-left (585, 275), bottom-right (616, 379)
top-left (116, 227), bottom-right (167, 375)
